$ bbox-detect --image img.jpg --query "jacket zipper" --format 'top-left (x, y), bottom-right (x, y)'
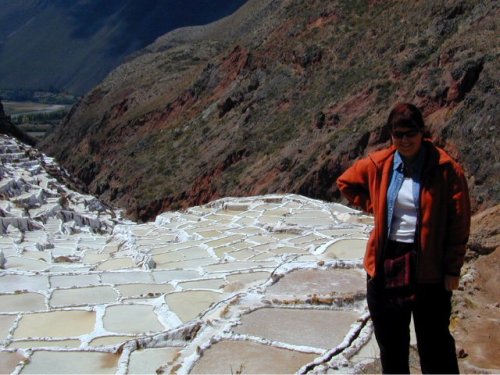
top-left (414, 170), bottom-right (426, 285)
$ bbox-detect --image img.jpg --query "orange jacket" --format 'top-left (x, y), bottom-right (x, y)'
top-left (337, 140), bottom-right (471, 283)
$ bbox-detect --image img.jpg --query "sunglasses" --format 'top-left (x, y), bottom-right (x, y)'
top-left (391, 129), bottom-right (420, 139)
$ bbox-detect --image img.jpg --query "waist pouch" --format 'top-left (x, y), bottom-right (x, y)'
top-left (383, 241), bottom-right (416, 303)
top-left (384, 251), bottom-right (413, 289)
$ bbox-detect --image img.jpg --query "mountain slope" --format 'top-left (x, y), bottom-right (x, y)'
top-left (0, 0), bottom-right (247, 95)
top-left (41, 0), bottom-right (499, 222)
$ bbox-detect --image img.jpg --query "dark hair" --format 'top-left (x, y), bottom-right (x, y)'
top-left (387, 103), bottom-right (425, 131)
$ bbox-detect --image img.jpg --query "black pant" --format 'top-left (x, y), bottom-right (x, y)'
top-left (367, 278), bottom-right (459, 374)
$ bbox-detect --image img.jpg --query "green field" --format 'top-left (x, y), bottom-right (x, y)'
top-left (3, 101), bottom-right (71, 139)
top-left (3, 101), bottom-right (70, 116)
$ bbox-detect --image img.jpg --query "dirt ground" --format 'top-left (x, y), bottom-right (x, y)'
top-left (453, 205), bottom-right (500, 373)
top-left (455, 249), bottom-right (500, 373)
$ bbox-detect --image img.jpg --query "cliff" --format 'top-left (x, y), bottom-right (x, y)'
top-left (41, 0), bottom-right (499, 222)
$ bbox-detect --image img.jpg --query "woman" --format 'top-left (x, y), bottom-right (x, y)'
top-left (337, 103), bottom-right (470, 374)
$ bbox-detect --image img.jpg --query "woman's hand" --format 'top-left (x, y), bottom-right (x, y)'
top-left (444, 275), bottom-right (460, 291)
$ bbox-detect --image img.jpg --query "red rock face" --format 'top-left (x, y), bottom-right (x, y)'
top-left (214, 46), bottom-right (250, 95)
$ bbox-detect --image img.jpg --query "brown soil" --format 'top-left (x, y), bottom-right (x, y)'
top-left (455, 248), bottom-right (500, 373)
top-left (453, 206), bottom-right (500, 373)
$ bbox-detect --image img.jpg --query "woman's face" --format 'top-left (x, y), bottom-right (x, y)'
top-left (391, 126), bottom-right (423, 160)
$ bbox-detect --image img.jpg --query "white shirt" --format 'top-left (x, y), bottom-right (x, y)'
top-left (389, 177), bottom-right (417, 243)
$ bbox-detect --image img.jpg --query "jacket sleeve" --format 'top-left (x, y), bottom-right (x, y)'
top-left (336, 158), bottom-right (374, 214)
top-left (443, 162), bottom-right (471, 276)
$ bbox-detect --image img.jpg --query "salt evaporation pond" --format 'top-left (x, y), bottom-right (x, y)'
top-left (0, 135), bottom-right (378, 374)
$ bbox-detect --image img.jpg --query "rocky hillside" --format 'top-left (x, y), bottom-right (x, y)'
top-left (0, 0), bottom-right (246, 95)
top-left (41, 0), bottom-right (499, 222)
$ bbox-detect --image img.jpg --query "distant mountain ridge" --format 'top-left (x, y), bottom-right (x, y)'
top-left (0, 0), bottom-right (247, 96)
top-left (41, 0), bottom-right (499, 222)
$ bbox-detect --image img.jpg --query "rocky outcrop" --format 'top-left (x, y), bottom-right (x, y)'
top-left (41, 0), bottom-right (499, 221)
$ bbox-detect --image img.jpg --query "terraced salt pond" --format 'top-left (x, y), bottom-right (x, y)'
top-left (0, 135), bottom-right (377, 374)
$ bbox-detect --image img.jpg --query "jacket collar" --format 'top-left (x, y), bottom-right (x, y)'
top-left (368, 139), bottom-right (454, 170)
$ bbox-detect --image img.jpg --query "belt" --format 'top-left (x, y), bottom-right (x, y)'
top-left (386, 240), bottom-right (415, 257)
